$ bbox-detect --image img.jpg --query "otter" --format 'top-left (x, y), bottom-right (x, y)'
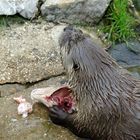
top-left (31, 26), bottom-right (140, 140)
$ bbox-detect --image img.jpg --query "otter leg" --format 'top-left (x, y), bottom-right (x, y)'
top-left (48, 105), bottom-right (91, 139)
top-left (49, 105), bottom-right (69, 126)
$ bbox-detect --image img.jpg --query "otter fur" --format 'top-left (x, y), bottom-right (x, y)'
top-left (32, 26), bottom-right (140, 140)
top-left (50, 26), bottom-right (140, 140)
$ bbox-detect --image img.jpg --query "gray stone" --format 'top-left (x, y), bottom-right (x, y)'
top-left (0, 76), bottom-right (77, 140)
top-left (0, 84), bottom-right (25, 97)
top-left (0, 0), bottom-right (16, 15)
top-left (108, 41), bottom-right (140, 66)
top-left (0, 22), bottom-right (66, 84)
top-left (108, 41), bottom-right (140, 79)
top-left (0, 0), bottom-right (39, 19)
top-left (41, 0), bottom-right (111, 24)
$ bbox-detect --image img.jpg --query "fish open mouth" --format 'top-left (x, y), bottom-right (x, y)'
top-left (31, 86), bottom-right (75, 113)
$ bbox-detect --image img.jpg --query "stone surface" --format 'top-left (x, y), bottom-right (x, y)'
top-left (0, 22), bottom-right (66, 84)
top-left (0, 21), bottom-right (103, 84)
top-left (0, 76), bottom-right (78, 140)
top-left (0, 84), bottom-right (25, 97)
top-left (41, 0), bottom-right (111, 24)
top-left (0, 0), bottom-right (39, 19)
top-left (108, 41), bottom-right (140, 66)
top-left (108, 41), bottom-right (140, 79)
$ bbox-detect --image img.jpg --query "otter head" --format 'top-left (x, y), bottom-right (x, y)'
top-left (59, 26), bottom-right (119, 103)
top-left (31, 26), bottom-right (119, 113)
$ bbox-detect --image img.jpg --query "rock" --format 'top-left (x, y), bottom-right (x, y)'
top-left (108, 41), bottom-right (140, 66)
top-left (41, 0), bottom-right (111, 24)
top-left (0, 22), bottom-right (102, 84)
top-left (0, 84), bottom-right (25, 97)
top-left (108, 41), bottom-right (140, 79)
top-left (11, 118), bottom-right (18, 122)
top-left (127, 66), bottom-right (140, 79)
top-left (0, 22), bottom-right (66, 84)
top-left (0, 75), bottom-right (77, 140)
top-left (0, 0), bottom-right (16, 15)
top-left (0, 0), bottom-right (39, 19)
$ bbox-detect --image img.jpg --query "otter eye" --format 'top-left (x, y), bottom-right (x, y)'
top-left (73, 63), bottom-right (79, 71)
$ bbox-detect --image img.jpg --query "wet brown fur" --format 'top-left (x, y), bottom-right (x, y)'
top-left (59, 26), bottom-right (140, 140)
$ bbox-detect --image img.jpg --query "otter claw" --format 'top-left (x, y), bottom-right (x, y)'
top-left (49, 105), bottom-right (69, 120)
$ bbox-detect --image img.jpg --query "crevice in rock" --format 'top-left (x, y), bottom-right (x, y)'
top-left (0, 72), bottom-right (66, 87)
top-left (0, 72), bottom-right (66, 98)
top-left (31, 0), bottom-right (45, 20)
top-left (24, 72), bottom-right (66, 88)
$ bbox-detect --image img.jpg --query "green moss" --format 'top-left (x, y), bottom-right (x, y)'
top-left (0, 16), bottom-right (7, 28)
top-left (101, 0), bottom-right (136, 42)
top-left (0, 15), bottom-right (27, 30)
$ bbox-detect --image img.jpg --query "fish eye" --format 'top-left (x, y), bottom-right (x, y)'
top-left (73, 63), bottom-right (80, 71)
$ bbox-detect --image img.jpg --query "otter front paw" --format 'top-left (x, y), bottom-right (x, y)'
top-left (49, 105), bottom-right (69, 125)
